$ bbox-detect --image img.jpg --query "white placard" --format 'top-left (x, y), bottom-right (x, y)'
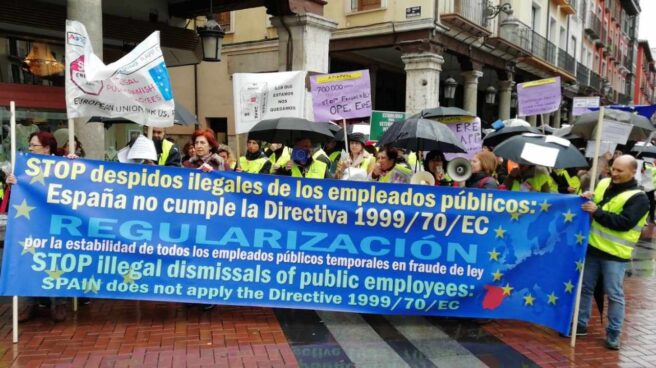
top-left (584, 140), bottom-right (617, 158)
top-left (233, 71), bottom-right (306, 134)
top-left (545, 135), bottom-right (571, 147)
top-left (572, 96), bottom-right (600, 116)
top-left (520, 142), bottom-right (559, 167)
top-left (600, 120), bottom-right (632, 144)
top-left (65, 20), bottom-right (174, 127)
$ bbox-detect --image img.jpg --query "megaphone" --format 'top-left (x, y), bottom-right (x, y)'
top-left (410, 171), bottom-right (436, 186)
top-left (447, 157), bottom-right (472, 182)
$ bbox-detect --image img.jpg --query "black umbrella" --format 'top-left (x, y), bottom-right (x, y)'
top-left (89, 102), bottom-right (197, 126)
top-left (483, 126), bottom-right (542, 147)
top-left (380, 117), bottom-right (466, 153)
top-left (376, 121), bottom-right (405, 147)
top-left (572, 108), bottom-right (655, 142)
top-left (494, 134), bottom-right (588, 169)
top-left (631, 145), bottom-right (656, 158)
top-left (413, 106), bottom-right (475, 120)
top-left (248, 117), bottom-right (335, 146)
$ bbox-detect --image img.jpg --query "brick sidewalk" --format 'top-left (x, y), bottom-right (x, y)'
top-left (0, 302), bottom-right (298, 368)
top-left (481, 235), bottom-right (656, 368)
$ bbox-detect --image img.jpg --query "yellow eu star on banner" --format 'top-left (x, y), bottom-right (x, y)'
top-left (46, 268), bottom-right (65, 279)
top-left (13, 199), bottom-right (35, 219)
top-left (502, 283), bottom-right (513, 296)
top-left (523, 293), bottom-right (535, 306)
top-left (494, 226), bottom-right (506, 239)
top-left (122, 269), bottom-right (135, 284)
top-left (510, 212), bottom-right (521, 221)
top-left (563, 209), bottom-right (575, 223)
top-left (29, 171), bottom-right (46, 185)
top-left (576, 260), bottom-right (585, 272)
top-left (488, 248), bottom-right (500, 261)
top-left (547, 292), bottom-right (559, 305)
top-left (540, 200), bottom-right (551, 212)
top-left (84, 276), bottom-right (100, 294)
top-left (564, 280), bottom-right (574, 293)
top-left (19, 240), bottom-right (34, 255)
top-left (492, 270), bottom-right (503, 281)
top-left (575, 232), bottom-right (586, 245)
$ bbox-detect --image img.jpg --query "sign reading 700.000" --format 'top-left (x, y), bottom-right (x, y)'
top-left (0, 154), bottom-right (589, 335)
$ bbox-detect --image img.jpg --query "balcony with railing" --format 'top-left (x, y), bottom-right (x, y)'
top-left (441, 0), bottom-right (491, 37)
top-left (590, 71), bottom-right (602, 91)
top-left (585, 14), bottom-right (602, 40)
top-left (577, 63), bottom-right (590, 86)
top-left (558, 48), bottom-right (576, 75)
top-left (554, 0), bottom-right (576, 15)
top-left (529, 30), bottom-right (558, 66)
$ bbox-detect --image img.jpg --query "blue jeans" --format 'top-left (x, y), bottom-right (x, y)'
top-left (577, 252), bottom-right (627, 334)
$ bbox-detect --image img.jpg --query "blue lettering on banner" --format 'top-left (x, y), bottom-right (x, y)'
top-left (0, 154), bottom-right (589, 335)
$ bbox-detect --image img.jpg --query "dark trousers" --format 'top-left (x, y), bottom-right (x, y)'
top-left (647, 190), bottom-right (655, 222)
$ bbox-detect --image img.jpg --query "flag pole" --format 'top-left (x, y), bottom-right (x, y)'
top-left (342, 119), bottom-right (351, 179)
top-left (68, 119), bottom-right (75, 156)
top-left (10, 101), bottom-right (18, 344)
top-left (570, 106), bottom-right (605, 347)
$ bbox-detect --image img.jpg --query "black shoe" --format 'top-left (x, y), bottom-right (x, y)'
top-left (559, 325), bottom-right (587, 337)
top-left (605, 330), bottom-right (620, 350)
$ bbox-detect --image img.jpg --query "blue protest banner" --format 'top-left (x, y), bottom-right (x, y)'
top-left (0, 154), bottom-right (589, 334)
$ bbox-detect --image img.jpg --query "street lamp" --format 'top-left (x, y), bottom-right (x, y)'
top-left (485, 86), bottom-right (497, 104)
top-left (485, 2), bottom-right (513, 19)
top-left (197, 0), bottom-right (225, 62)
top-left (444, 77), bottom-right (457, 100)
top-left (510, 91), bottom-right (517, 109)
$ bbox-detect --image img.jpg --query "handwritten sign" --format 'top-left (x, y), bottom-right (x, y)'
top-left (311, 70), bottom-right (372, 121)
top-left (517, 77), bottom-right (562, 117)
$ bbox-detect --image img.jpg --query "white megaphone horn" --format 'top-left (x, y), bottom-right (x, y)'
top-left (447, 157), bottom-right (472, 182)
top-left (410, 171), bottom-right (436, 186)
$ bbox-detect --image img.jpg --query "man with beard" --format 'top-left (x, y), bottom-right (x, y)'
top-left (148, 127), bottom-right (181, 167)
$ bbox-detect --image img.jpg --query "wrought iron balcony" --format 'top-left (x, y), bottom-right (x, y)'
top-left (488, 17), bottom-right (532, 55)
top-left (558, 48), bottom-right (576, 75)
top-left (576, 63), bottom-right (590, 86)
top-left (529, 30), bottom-right (557, 66)
top-left (584, 14), bottom-right (601, 40)
top-left (590, 71), bottom-right (602, 91)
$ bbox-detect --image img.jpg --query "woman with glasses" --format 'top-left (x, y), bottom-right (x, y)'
top-left (182, 128), bottom-right (226, 172)
top-left (5, 131), bottom-right (70, 322)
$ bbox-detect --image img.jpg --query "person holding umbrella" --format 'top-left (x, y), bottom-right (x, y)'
top-left (371, 146), bottom-right (412, 184)
top-left (422, 151), bottom-right (452, 186)
top-left (334, 133), bottom-right (375, 180)
top-left (578, 155), bottom-right (649, 350)
top-left (238, 138), bottom-right (271, 174)
top-left (279, 137), bottom-right (331, 179)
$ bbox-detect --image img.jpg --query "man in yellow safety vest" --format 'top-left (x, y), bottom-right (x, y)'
top-left (150, 127), bottom-right (181, 167)
top-left (578, 155), bottom-right (649, 350)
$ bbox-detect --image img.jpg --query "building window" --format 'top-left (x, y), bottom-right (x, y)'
top-left (351, 0), bottom-right (382, 12)
top-left (215, 11), bottom-right (232, 33)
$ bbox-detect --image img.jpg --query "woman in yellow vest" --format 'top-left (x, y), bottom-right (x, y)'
top-left (370, 146), bottom-right (412, 184)
top-left (238, 138), bottom-right (271, 174)
top-left (334, 133), bottom-right (376, 180)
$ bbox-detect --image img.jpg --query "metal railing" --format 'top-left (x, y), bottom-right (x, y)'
top-left (453, 0), bottom-right (486, 28)
top-left (530, 30), bottom-right (557, 65)
top-left (577, 63), bottom-right (590, 86)
top-left (585, 14), bottom-right (602, 39)
top-left (558, 48), bottom-right (576, 75)
top-left (590, 71), bottom-right (602, 91)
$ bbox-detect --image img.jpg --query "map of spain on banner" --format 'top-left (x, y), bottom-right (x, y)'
top-left (65, 20), bottom-right (175, 127)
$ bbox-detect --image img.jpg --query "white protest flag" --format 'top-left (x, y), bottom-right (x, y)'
top-left (65, 20), bottom-right (174, 127)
